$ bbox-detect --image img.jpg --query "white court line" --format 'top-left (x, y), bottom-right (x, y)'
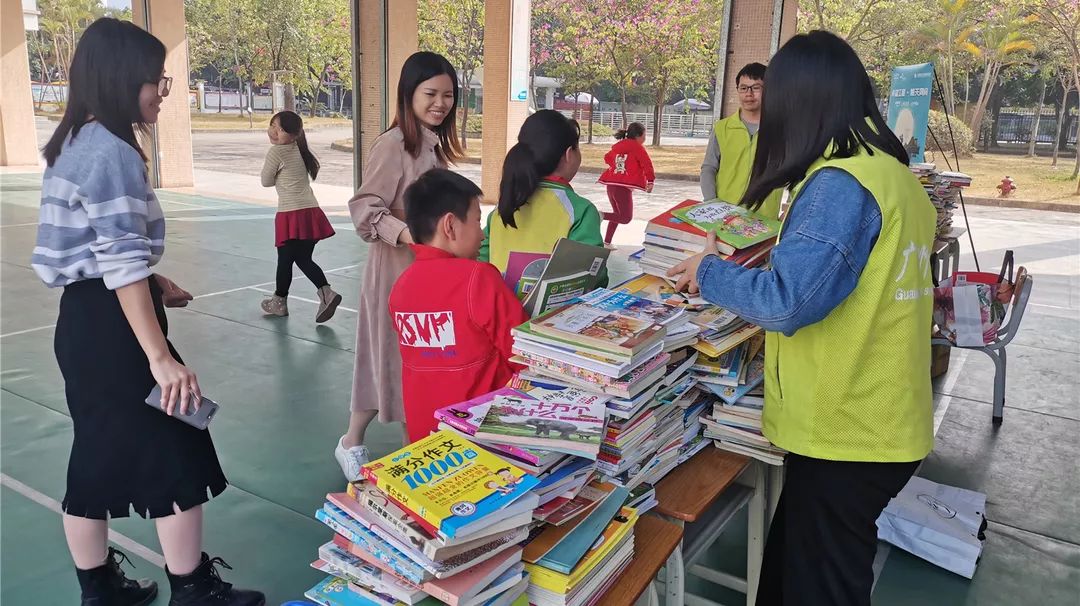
top-left (1, 324), bottom-right (56, 339)
top-left (1, 473), bottom-right (167, 569)
top-left (191, 263), bottom-right (361, 300)
top-left (250, 287), bottom-right (358, 313)
top-left (1, 263), bottom-right (360, 337)
top-left (0, 222), bottom-right (40, 228)
top-left (933, 349), bottom-right (970, 436)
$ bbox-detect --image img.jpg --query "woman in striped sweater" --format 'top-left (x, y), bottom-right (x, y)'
top-left (32, 18), bottom-right (263, 606)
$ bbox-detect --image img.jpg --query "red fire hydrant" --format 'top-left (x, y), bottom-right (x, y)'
top-left (997, 176), bottom-right (1017, 198)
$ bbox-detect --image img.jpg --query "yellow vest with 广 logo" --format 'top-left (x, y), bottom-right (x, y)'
top-left (761, 146), bottom-right (936, 462)
top-left (713, 114), bottom-right (783, 219)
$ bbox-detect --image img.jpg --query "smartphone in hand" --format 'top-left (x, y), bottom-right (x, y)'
top-left (144, 385), bottom-right (219, 430)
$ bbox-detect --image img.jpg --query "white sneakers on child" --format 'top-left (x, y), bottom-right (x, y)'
top-left (334, 436), bottom-right (370, 482)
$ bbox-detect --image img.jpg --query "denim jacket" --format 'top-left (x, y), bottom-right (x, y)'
top-left (696, 168), bottom-right (882, 336)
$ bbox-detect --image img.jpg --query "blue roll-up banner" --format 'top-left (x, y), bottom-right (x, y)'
top-left (886, 63), bottom-right (934, 163)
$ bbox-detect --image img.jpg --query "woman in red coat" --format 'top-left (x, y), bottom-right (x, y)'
top-left (598, 122), bottom-right (655, 244)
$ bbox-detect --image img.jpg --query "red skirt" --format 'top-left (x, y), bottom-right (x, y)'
top-left (275, 207), bottom-right (336, 247)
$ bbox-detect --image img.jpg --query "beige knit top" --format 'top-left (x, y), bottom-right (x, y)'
top-left (261, 142), bottom-right (320, 212)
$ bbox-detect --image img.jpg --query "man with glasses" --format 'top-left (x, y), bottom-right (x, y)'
top-left (700, 62), bottom-right (782, 218)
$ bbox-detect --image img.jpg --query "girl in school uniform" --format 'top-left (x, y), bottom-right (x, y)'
top-left (478, 110), bottom-right (604, 273)
top-left (597, 122), bottom-right (655, 244)
top-left (32, 18), bottom-right (262, 606)
top-left (335, 51), bottom-right (464, 481)
top-left (260, 110), bottom-right (341, 322)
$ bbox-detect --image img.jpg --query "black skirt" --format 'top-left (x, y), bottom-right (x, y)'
top-left (54, 277), bottom-right (227, 519)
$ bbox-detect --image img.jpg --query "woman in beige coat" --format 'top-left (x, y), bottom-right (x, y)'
top-left (336, 51), bottom-right (465, 481)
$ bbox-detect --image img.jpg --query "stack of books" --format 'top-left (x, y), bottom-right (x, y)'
top-left (306, 431), bottom-right (539, 606)
top-left (522, 481), bottom-right (639, 606)
top-left (910, 163), bottom-right (971, 239)
top-left (698, 340), bottom-right (786, 466)
top-left (638, 199), bottom-right (778, 279)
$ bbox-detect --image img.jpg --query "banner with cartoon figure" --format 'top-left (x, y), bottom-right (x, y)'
top-left (886, 63), bottom-right (934, 163)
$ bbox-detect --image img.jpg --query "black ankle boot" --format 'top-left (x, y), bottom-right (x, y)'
top-left (166, 553), bottom-right (264, 606)
top-left (76, 547), bottom-right (158, 606)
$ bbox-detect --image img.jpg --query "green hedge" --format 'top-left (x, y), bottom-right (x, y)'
top-left (926, 110), bottom-right (975, 159)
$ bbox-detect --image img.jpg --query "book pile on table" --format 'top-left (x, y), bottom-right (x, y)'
top-left (637, 199), bottom-right (777, 279)
top-left (910, 163), bottom-right (971, 239)
top-left (430, 394), bottom-right (644, 606)
top-left (305, 431), bottom-right (538, 606)
top-left (697, 336), bottom-right (786, 466)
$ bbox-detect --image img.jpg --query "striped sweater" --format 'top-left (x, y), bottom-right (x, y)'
top-left (261, 142), bottom-right (320, 212)
top-left (32, 122), bottom-right (165, 290)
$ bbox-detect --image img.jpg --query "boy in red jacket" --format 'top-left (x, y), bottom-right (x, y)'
top-left (598, 122), bottom-right (655, 245)
top-left (390, 169), bottom-right (529, 442)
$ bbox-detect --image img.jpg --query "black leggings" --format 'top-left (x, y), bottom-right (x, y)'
top-left (275, 239), bottom-right (328, 297)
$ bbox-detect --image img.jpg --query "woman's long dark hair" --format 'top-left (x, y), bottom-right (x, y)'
top-left (392, 51), bottom-right (464, 164)
top-left (497, 110), bottom-right (580, 228)
top-left (741, 30), bottom-right (908, 210)
top-left (43, 18), bottom-right (166, 166)
top-left (273, 110), bottom-right (319, 180)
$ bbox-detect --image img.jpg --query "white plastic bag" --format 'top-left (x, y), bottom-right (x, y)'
top-left (876, 476), bottom-right (987, 578)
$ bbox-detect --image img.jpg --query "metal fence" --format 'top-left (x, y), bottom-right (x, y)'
top-left (995, 107), bottom-right (1078, 148)
top-left (557, 109), bottom-right (713, 138)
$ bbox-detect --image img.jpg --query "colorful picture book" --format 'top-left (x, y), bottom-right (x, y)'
top-left (528, 292), bottom-right (666, 357)
top-left (474, 395), bottom-right (607, 459)
top-left (669, 200), bottom-right (781, 250)
top-left (360, 431), bottom-right (540, 539)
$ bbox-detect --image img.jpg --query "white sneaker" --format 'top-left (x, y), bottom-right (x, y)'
top-left (334, 436), bottom-right (370, 482)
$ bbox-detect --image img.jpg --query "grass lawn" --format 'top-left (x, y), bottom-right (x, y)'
top-left (934, 152), bottom-right (1080, 203)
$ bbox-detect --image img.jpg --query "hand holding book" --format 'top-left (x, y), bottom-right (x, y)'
top-left (668, 230), bottom-right (720, 295)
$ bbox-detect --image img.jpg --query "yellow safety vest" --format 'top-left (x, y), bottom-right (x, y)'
top-left (761, 146), bottom-right (936, 462)
top-left (713, 114), bottom-right (783, 219)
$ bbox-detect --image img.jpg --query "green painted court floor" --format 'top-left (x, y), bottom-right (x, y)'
top-left (2, 170), bottom-right (1078, 605)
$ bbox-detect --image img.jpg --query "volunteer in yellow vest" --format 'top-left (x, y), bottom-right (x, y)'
top-left (700, 62), bottom-right (783, 219)
top-left (479, 110), bottom-right (605, 280)
top-left (672, 31), bottom-right (935, 605)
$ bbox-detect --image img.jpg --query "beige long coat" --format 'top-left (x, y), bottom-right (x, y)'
top-left (347, 126), bottom-right (444, 420)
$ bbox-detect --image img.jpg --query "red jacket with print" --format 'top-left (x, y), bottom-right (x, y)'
top-left (389, 244), bottom-right (529, 442)
top-left (598, 138), bottom-right (656, 191)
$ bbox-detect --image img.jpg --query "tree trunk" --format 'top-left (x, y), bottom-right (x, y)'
top-left (588, 85), bottom-right (597, 145)
top-left (1028, 76), bottom-right (1047, 157)
top-left (460, 84), bottom-right (471, 150)
top-left (1052, 85), bottom-right (1068, 167)
top-left (620, 86), bottom-right (628, 131)
top-left (1072, 70), bottom-right (1080, 180)
top-left (284, 83), bottom-right (296, 112)
top-left (652, 100), bottom-right (663, 147)
top-left (968, 62), bottom-right (999, 141)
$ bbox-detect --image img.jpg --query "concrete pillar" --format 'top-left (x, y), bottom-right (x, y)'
top-left (132, 0), bottom-right (195, 188)
top-left (480, 0), bottom-right (530, 201)
top-left (715, 0), bottom-right (799, 118)
top-left (1, 0), bottom-right (40, 167)
top-left (353, 0), bottom-right (417, 185)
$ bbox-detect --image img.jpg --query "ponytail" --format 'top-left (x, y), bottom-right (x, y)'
top-left (614, 129), bottom-right (628, 140)
top-left (295, 130), bottom-right (320, 180)
top-left (623, 122), bottom-right (646, 141)
top-left (496, 109), bottom-right (581, 228)
top-left (272, 110), bottom-right (320, 180)
top-left (497, 143), bottom-right (541, 228)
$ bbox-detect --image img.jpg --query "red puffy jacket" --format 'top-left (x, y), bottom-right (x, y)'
top-left (598, 138), bottom-right (656, 191)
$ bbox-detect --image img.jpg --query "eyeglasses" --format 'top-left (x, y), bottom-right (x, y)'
top-left (157, 76), bottom-right (173, 96)
top-left (737, 84), bottom-right (763, 94)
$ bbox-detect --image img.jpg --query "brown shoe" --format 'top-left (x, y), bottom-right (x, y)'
top-left (316, 286), bottom-right (342, 323)
top-left (260, 295), bottom-right (288, 317)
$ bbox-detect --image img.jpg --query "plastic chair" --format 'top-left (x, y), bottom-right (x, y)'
top-left (931, 272), bottom-right (1033, 425)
